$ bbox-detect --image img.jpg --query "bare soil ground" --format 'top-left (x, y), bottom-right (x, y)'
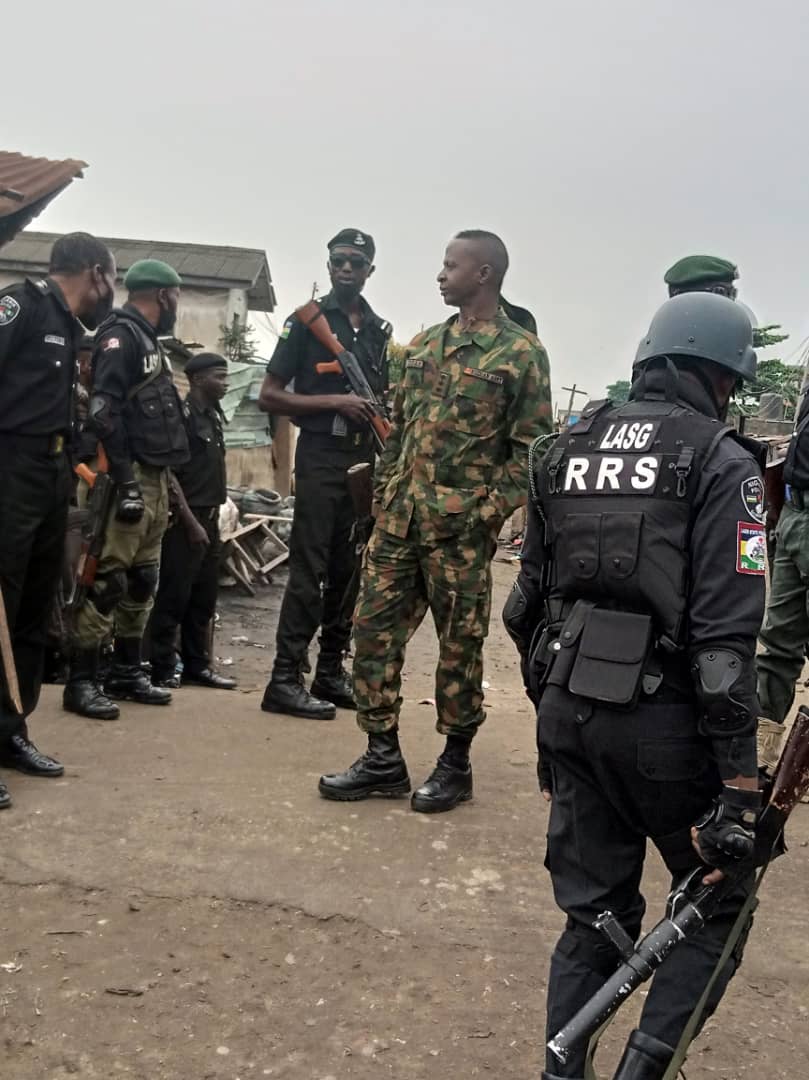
top-left (1, 561), bottom-right (807, 1079)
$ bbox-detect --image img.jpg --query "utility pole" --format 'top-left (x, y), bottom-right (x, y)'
top-left (561, 384), bottom-right (588, 423)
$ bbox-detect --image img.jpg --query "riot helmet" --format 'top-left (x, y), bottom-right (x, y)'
top-left (635, 292), bottom-right (756, 382)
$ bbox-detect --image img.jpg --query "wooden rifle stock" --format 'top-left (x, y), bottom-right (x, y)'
top-left (296, 300), bottom-right (391, 452)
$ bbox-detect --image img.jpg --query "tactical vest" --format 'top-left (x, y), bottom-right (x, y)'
top-left (534, 397), bottom-right (732, 649)
top-left (104, 311), bottom-right (189, 469)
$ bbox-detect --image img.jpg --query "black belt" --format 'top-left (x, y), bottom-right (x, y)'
top-left (0, 431), bottom-right (68, 455)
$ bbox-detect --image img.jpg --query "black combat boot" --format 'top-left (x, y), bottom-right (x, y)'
top-left (0, 779), bottom-right (11, 809)
top-left (106, 637), bottom-right (172, 705)
top-left (63, 647), bottom-right (120, 720)
top-left (612, 1030), bottom-right (675, 1080)
top-left (311, 651), bottom-right (356, 709)
top-left (318, 729), bottom-right (411, 800)
top-left (261, 657), bottom-right (336, 720)
top-left (411, 732), bottom-right (473, 813)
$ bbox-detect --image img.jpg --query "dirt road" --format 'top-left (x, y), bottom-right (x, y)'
top-left (1, 561), bottom-right (807, 1079)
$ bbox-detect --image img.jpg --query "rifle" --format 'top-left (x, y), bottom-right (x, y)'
top-left (66, 449), bottom-right (115, 616)
top-left (0, 583), bottom-right (23, 714)
top-left (548, 705), bottom-right (809, 1069)
top-left (295, 299), bottom-right (391, 454)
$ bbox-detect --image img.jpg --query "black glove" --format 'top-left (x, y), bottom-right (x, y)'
top-left (116, 483), bottom-right (145, 523)
top-left (694, 786), bottom-right (761, 870)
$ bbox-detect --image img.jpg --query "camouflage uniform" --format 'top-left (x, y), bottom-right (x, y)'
top-left (352, 311), bottom-right (552, 737)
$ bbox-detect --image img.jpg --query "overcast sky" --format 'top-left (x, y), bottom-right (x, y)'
top-left (6, 0), bottom-right (808, 409)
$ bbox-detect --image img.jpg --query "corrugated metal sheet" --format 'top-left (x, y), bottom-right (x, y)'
top-left (0, 152), bottom-right (86, 249)
top-left (0, 229), bottom-right (276, 311)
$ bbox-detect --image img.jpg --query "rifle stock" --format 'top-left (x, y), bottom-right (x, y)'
top-left (548, 708), bottom-right (809, 1066)
top-left (68, 450), bottom-right (114, 613)
top-left (296, 299), bottom-right (391, 452)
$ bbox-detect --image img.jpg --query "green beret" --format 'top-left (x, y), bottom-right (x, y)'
top-left (185, 351), bottom-right (228, 377)
top-left (664, 254), bottom-right (738, 288)
top-left (124, 259), bottom-right (182, 291)
top-left (327, 228), bottom-right (375, 262)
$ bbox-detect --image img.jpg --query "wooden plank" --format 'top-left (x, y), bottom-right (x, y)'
top-left (258, 552), bottom-right (289, 574)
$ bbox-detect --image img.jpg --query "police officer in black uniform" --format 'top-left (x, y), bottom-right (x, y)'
top-left (259, 228), bottom-right (391, 720)
top-left (148, 352), bottom-right (236, 690)
top-left (503, 294), bottom-right (766, 1079)
top-left (0, 232), bottom-right (116, 810)
top-left (63, 259), bottom-right (190, 720)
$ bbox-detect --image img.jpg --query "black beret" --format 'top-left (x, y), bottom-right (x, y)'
top-left (327, 228), bottom-right (375, 262)
top-left (664, 255), bottom-right (738, 288)
top-left (185, 352), bottom-right (228, 377)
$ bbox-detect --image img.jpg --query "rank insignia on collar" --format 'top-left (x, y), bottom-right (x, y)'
top-left (0, 295), bottom-right (21, 325)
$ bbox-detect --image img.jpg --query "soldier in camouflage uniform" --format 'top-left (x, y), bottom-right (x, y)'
top-left (319, 230), bottom-right (552, 813)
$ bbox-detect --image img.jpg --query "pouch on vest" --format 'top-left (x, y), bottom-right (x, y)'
top-left (567, 608), bottom-right (653, 708)
top-left (544, 599), bottom-right (595, 690)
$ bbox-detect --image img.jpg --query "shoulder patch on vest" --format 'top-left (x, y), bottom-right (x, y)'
top-left (737, 522), bottom-right (766, 575)
top-left (0, 295), bottom-right (20, 325)
top-left (740, 476), bottom-right (765, 523)
top-left (103, 336), bottom-right (121, 351)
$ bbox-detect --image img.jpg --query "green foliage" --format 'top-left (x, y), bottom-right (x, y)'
top-left (753, 324), bottom-right (789, 350)
top-left (741, 357), bottom-right (803, 419)
top-left (219, 317), bottom-right (260, 364)
top-left (605, 379), bottom-right (631, 405)
top-left (387, 340), bottom-right (408, 385)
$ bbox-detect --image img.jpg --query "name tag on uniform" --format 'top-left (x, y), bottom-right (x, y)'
top-left (44, 334), bottom-right (66, 346)
top-left (562, 454), bottom-right (661, 493)
top-left (463, 366), bottom-right (504, 385)
top-left (598, 420), bottom-right (660, 452)
top-left (406, 357), bottom-right (424, 369)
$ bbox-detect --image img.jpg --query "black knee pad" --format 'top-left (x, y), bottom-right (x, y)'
top-left (90, 569), bottom-right (127, 615)
top-left (127, 562), bottom-right (160, 603)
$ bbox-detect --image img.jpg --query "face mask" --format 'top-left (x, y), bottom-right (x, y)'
top-left (81, 280), bottom-right (114, 331)
top-left (156, 300), bottom-right (177, 335)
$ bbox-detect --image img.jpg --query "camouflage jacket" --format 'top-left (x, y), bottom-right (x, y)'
top-left (374, 310), bottom-right (552, 542)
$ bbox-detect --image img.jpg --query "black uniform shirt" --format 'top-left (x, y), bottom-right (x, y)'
top-left (174, 395), bottom-right (227, 507)
top-left (784, 387), bottom-right (809, 489)
top-left (0, 278), bottom-right (81, 436)
top-left (266, 290), bottom-right (390, 435)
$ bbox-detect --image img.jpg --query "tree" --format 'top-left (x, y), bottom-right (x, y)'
top-left (741, 357), bottom-right (803, 419)
top-left (219, 316), bottom-right (260, 364)
top-left (605, 379), bottom-right (631, 405)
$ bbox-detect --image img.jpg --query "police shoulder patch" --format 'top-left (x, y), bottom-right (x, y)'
top-left (740, 476), bottom-right (765, 523)
top-left (102, 336), bottom-right (121, 351)
top-left (0, 295), bottom-right (21, 326)
top-left (280, 318), bottom-right (294, 340)
top-left (737, 522), bottom-right (766, 575)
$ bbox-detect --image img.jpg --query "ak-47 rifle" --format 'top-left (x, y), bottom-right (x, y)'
top-left (295, 299), bottom-right (391, 454)
top-left (66, 449), bottom-right (115, 616)
top-left (548, 705), bottom-right (809, 1069)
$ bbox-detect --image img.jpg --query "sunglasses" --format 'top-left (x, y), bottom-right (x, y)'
top-left (329, 253), bottom-right (370, 270)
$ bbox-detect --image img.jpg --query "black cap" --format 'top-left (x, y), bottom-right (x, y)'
top-left (327, 228), bottom-right (375, 262)
top-left (185, 352), bottom-right (228, 377)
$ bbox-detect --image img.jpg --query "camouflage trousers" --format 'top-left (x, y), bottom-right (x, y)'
top-left (757, 503), bottom-right (809, 724)
top-left (352, 523), bottom-right (496, 737)
top-left (72, 463), bottom-right (169, 648)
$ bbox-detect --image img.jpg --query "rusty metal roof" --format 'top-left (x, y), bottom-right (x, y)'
top-left (0, 230), bottom-right (276, 312)
top-left (0, 151), bottom-right (87, 249)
